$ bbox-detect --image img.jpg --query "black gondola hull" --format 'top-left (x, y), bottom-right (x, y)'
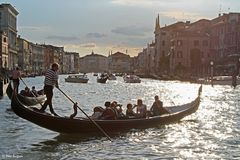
top-left (11, 86), bottom-right (201, 135)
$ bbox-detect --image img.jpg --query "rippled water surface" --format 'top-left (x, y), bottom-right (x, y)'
top-left (0, 74), bottom-right (239, 159)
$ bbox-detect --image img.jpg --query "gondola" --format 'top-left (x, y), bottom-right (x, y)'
top-left (10, 86), bottom-right (202, 135)
top-left (65, 74), bottom-right (89, 83)
top-left (7, 82), bottom-right (46, 106)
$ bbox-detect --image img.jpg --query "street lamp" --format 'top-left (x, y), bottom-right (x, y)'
top-left (210, 61), bottom-right (214, 86)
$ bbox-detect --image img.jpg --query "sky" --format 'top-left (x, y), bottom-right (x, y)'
top-left (3, 0), bottom-right (240, 57)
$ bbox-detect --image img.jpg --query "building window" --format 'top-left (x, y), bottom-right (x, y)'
top-left (162, 40), bottom-right (165, 46)
top-left (177, 51), bottom-right (183, 58)
top-left (202, 40), bottom-right (208, 47)
top-left (3, 37), bottom-right (7, 43)
top-left (194, 40), bottom-right (199, 46)
top-left (161, 32), bottom-right (166, 36)
top-left (162, 50), bottom-right (165, 56)
top-left (177, 40), bottom-right (183, 46)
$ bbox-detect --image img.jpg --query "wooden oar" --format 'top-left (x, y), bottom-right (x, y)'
top-left (57, 87), bottom-right (112, 141)
top-left (20, 78), bottom-right (44, 107)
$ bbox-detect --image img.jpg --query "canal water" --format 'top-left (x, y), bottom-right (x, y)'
top-left (0, 74), bottom-right (239, 159)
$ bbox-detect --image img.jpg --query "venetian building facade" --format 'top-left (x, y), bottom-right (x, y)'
top-left (30, 43), bottom-right (44, 74)
top-left (153, 14), bottom-right (213, 77)
top-left (131, 56), bottom-right (138, 74)
top-left (210, 13), bottom-right (240, 75)
top-left (170, 20), bottom-right (211, 77)
top-left (79, 51), bottom-right (108, 73)
top-left (154, 20), bottom-right (185, 75)
top-left (0, 4), bottom-right (18, 69)
top-left (0, 31), bottom-right (8, 69)
top-left (42, 45), bottom-right (64, 73)
top-left (135, 50), bottom-right (146, 75)
top-left (63, 52), bottom-right (79, 74)
top-left (136, 42), bottom-right (156, 75)
top-left (108, 52), bottom-right (131, 73)
top-left (153, 13), bottom-right (240, 76)
top-left (17, 36), bottom-right (31, 74)
top-left (154, 17), bottom-right (186, 75)
top-left (145, 42), bottom-right (156, 74)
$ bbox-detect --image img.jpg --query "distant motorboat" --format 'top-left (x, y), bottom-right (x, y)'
top-left (108, 74), bottom-right (117, 80)
top-left (65, 74), bottom-right (89, 83)
top-left (198, 76), bottom-right (240, 86)
top-left (115, 73), bottom-right (124, 77)
top-left (97, 74), bottom-right (108, 83)
top-left (123, 75), bottom-right (141, 83)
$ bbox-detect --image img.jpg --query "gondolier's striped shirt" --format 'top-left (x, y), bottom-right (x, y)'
top-left (44, 69), bottom-right (58, 87)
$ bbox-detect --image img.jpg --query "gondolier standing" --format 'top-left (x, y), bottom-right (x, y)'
top-left (40, 63), bottom-right (59, 116)
top-left (12, 66), bottom-right (21, 93)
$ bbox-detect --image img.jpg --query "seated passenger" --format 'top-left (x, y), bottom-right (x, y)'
top-left (37, 89), bottom-right (44, 95)
top-left (150, 95), bottom-right (169, 116)
top-left (116, 104), bottom-right (126, 119)
top-left (104, 101), bottom-right (111, 109)
top-left (111, 101), bottom-right (126, 119)
top-left (101, 107), bottom-right (117, 120)
top-left (135, 99), bottom-right (147, 118)
top-left (126, 103), bottom-right (136, 118)
top-left (20, 87), bottom-right (31, 96)
top-left (90, 106), bottom-right (104, 120)
top-left (31, 86), bottom-right (39, 97)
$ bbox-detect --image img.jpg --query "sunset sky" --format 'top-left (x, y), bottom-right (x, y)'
top-left (4, 0), bottom-right (240, 57)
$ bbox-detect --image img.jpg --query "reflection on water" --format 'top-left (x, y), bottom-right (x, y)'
top-left (0, 74), bottom-right (239, 159)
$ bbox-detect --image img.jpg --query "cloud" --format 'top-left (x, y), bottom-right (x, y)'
top-left (46, 35), bottom-right (79, 41)
top-left (107, 44), bottom-right (142, 56)
top-left (63, 42), bottom-right (142, 57)
top-left (126, 37), bottom-right (153, 47)
top-left (111, 25), bottom-right (151, 36)
top-left (19, 26), bottom-right (44, 31)
top-left (160, 11), bottom-right (208, 22)
top-left (63, 43), bottom-right (97, 50)
top-left (64, 43), bottom-right (97, 55)
top-left (86, 32), bottom-right (107, 38)
top-left (80, 43), bottom-right (96, 48)
top-left (111, 0), bottom-right (160, 7)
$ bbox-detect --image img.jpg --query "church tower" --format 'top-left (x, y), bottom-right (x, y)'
top-left (154, 14), bottom-right (161, 74)
top-left (154, 14), bottom-right (160, 35)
